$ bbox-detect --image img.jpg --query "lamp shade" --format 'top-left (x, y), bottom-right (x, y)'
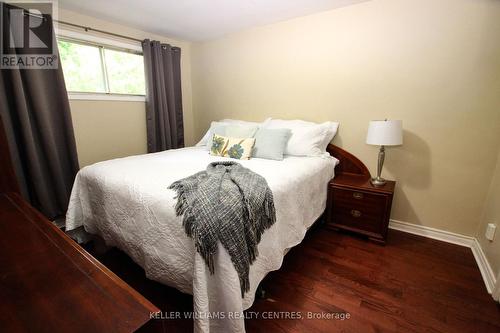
top-left (366, 120), bottom-right (403, 146)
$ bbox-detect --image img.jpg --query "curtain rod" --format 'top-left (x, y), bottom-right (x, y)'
top-left (17, 9), bottom-right (143, 43)
top-left (18, 9), bottom-right (177, 47)
top-left (55, 20), bottom-right (143, 43)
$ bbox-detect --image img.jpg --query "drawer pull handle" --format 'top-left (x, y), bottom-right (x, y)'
top-left (353, 192), bottom-right (364, 200)
top-left (351, 210), bottom-right (362, 218)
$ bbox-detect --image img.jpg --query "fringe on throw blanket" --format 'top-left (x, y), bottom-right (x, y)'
top-left (168, 161), bottom-right (276, 296)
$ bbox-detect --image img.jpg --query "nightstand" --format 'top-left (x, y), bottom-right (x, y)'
top-left (326, 174), bottom-right (395, 244)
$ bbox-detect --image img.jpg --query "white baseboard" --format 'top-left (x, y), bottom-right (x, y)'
top-left (470, 239), bottom-right (497, 294)
top-left (389, 219), bottom-right (496, 294)
top-left (389, 219), bottom-right (475, 247)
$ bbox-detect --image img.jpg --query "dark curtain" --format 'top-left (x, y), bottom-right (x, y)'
top-left (142, 39), bottom-right (184, 152)
top-left (0, 9), bottom-right (79, 220)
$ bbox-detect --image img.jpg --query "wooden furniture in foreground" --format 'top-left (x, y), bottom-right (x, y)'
top-left (0, 115), bottom-right (159, 332)
top-left (325, 144), bottom-right (395, 244)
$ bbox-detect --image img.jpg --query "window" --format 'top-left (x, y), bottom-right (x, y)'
top-left (57, 39), bottom-right (146, 96)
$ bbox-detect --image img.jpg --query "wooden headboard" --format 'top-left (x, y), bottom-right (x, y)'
top-left (327, 144), bottom-right (371, 178)
top-left (0, 115), bottom-right (20, 194)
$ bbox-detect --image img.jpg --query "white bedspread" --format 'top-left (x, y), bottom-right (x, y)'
top-left (66, 147), bottom-right (336, 333)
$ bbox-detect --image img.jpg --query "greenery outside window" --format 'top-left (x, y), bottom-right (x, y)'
top-left (57, 38), bottom-right (146, 97)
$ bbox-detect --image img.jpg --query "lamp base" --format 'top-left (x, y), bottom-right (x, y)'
top-left (370, 177), bottom-right (387, 187)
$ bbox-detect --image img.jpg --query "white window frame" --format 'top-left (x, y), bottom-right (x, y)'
top-left (56, 28), bottom-right (146, 102)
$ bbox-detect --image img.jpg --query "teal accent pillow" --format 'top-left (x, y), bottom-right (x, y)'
top-left (252, 128), bottom-right (292, 160)
top-left (224, 125), bottom-right (259, 138)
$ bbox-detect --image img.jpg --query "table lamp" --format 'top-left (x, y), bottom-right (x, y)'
top-left (366, 119), bottom-right (403, 186)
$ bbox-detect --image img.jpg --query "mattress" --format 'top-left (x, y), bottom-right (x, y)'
top-left (66, 146), bottom-right (337, 332)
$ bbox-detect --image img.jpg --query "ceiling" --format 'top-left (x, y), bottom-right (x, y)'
top-left (58, 0), bottom-right (367, 41)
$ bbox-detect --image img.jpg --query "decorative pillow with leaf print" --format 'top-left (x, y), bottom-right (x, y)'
top-left (210, 134), bottom-right (256, 160)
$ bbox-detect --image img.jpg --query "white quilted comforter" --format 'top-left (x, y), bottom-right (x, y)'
top-left (66, 147), bottom-right (336, 332)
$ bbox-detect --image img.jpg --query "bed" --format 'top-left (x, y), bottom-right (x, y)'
top-left (65, 144), bottom-right (357, 332)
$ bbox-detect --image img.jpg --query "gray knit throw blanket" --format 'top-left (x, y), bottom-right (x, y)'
top-left (168, 161), bottom-right (276, 297)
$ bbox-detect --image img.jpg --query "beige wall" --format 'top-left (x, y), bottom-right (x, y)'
top-left (58, 9), bottom-right (195, 167)
top-left (191, 0), bottom-right (500, 235)
top-left (69, 101), bottom-right (147, 167)
top-left (60, 2), bottom-right (500, 240)
top-left (477, 148), bottom-right (500, 277)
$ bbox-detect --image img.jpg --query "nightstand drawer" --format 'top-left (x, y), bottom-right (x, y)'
top-left (327, 184), bottom-right (393, 240)
top-left (332, 188), bottom-right (386, 218)
top-left (332, 205), bottom-right (383, 234)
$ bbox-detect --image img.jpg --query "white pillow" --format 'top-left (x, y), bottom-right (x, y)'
top-left (196, 121), bottom-right (228, 147)
top-left (196, 118), bottom-right (272, 147)
top-left (225, 124), bottom-right (259, 138)
top-left (263, 119), bottom-right (339, 156)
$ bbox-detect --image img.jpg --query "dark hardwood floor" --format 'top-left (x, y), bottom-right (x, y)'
top-left (94, 227), bottom-right (500, 333)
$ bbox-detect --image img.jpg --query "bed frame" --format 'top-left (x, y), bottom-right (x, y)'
top-left (326, 144), bottom-right (371, 178)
